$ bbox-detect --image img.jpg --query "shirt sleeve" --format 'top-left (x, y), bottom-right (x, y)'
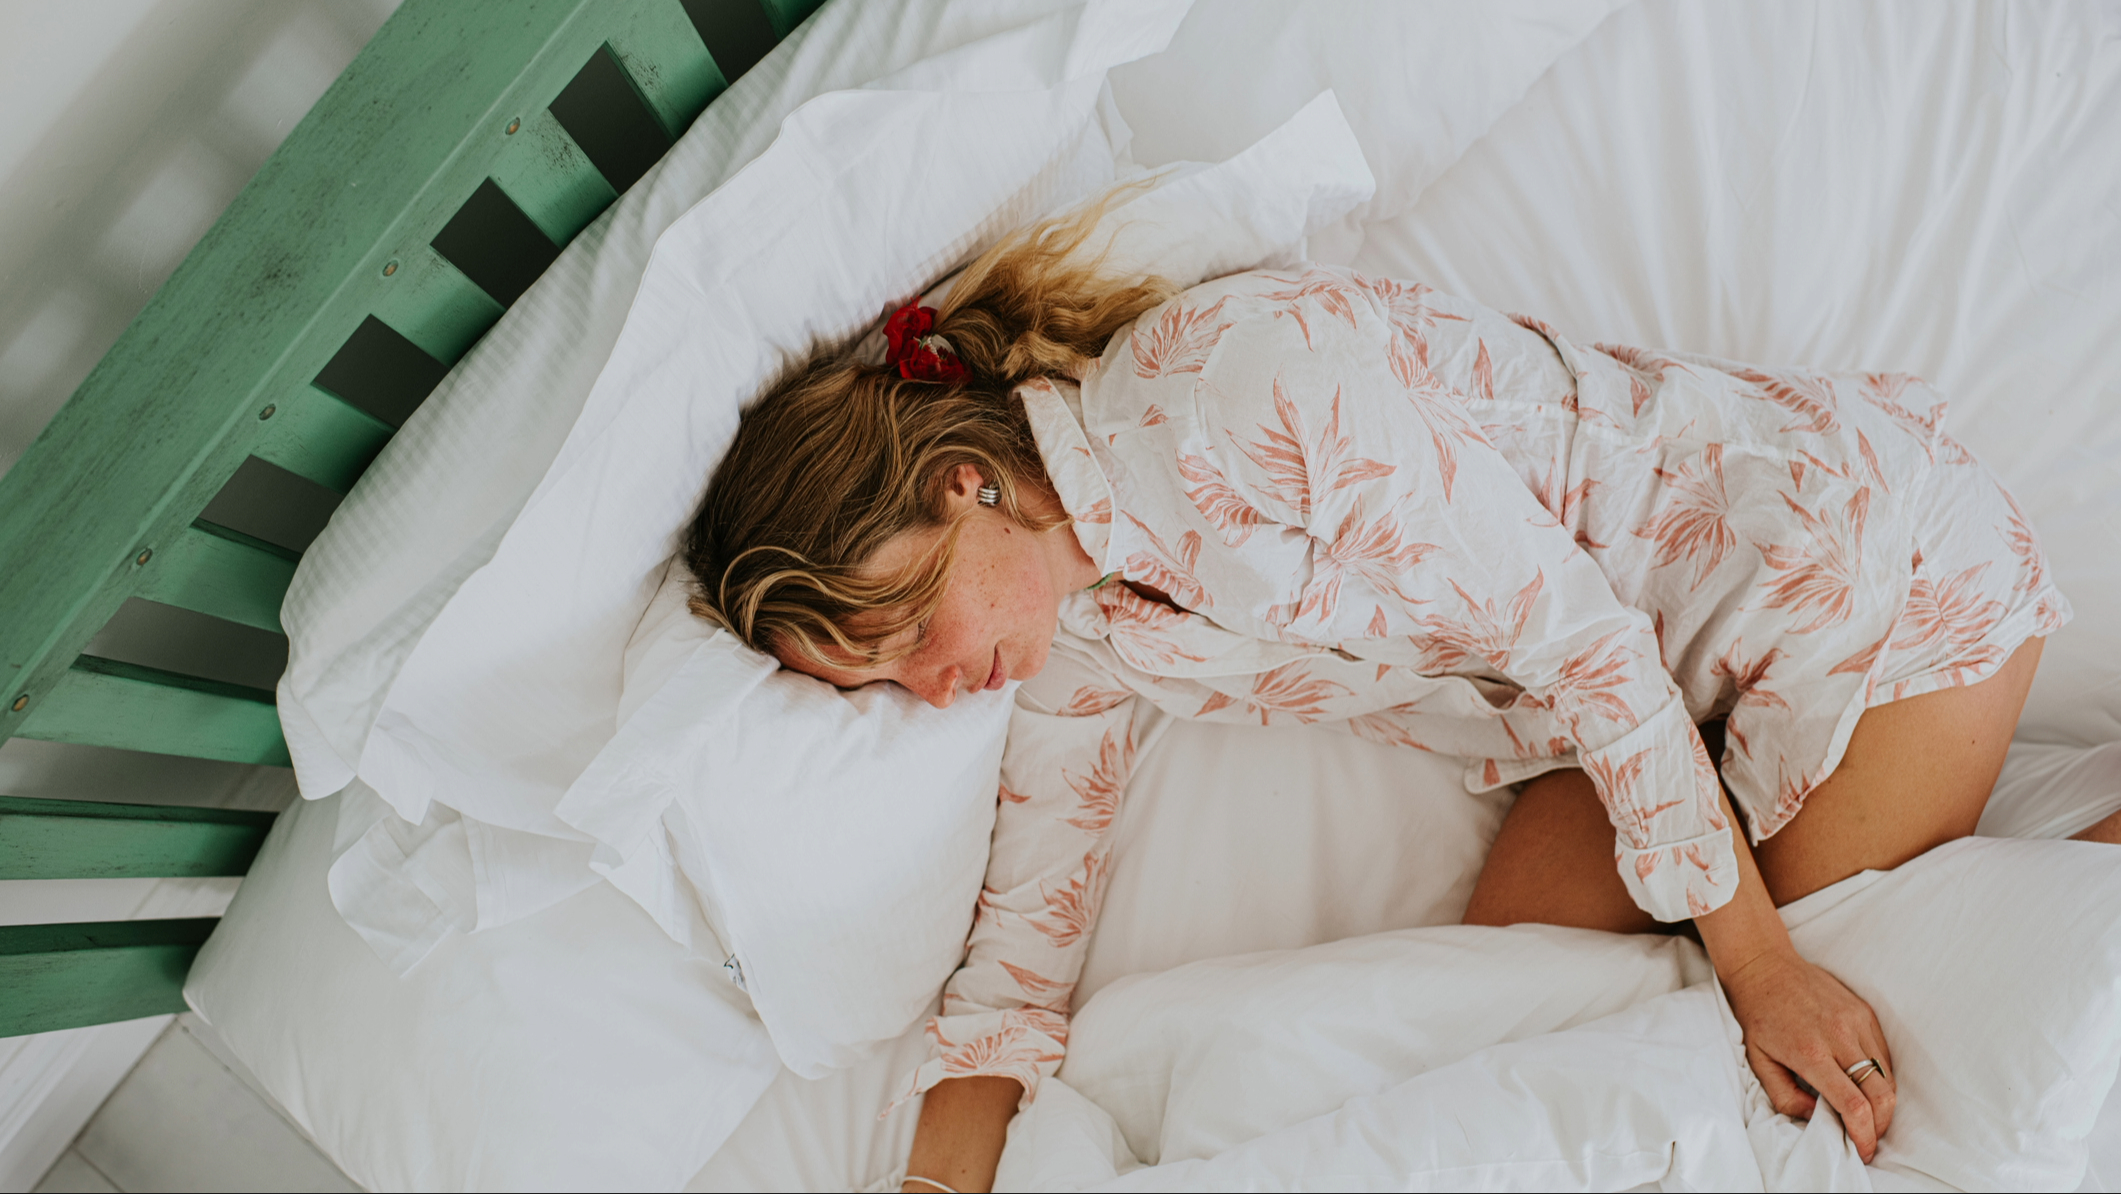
top-left (896, 644), bottom-right (1147, 1112)
top-left (1186, 274), bottom-right (1736, 921)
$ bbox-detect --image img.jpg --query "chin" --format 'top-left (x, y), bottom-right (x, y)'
top-left (1012, 637), bottom-right (1053, 681)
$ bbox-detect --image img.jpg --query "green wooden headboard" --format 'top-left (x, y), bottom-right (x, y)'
top-left (0, 0), bottom-right (826, 1038)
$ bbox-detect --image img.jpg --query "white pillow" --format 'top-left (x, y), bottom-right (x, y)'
top-left (561, 569), bottom-right (1013, 1077)
top-left (1780, 837), bottom-right (2121, 1191)
top-left (305, 3), bottom-right (1197, 974)
top-left (185, 793), bottom-right (779, 1193)
top-left (276, 0), bottom-right (1141, 801)
top-left (548, 95), bottom-right (1376, 1077)
top-left (347, 11), bottom-right (1176, 858)
top-left (1106, 0), bottom-right (1631, 257)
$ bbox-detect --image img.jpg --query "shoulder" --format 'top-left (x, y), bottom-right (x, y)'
top-left (1117, 267), bottom-right (1388, 376)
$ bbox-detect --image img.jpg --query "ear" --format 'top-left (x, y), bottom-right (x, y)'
top-left (938, 462), bottom-right (986, 515)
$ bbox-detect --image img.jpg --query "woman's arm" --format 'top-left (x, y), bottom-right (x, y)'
top-left (902, 1076), bottom-right (1022, 1193)
top-left (1693, 787), bottom-right (1896, 1162)
top-left (896, 648), bottom-right (1149, 1185)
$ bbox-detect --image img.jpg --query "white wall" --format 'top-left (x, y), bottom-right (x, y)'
top-left (0, 0), bottom-right (399, 476)
top-left (0, 3), bottom-right (397, 1186)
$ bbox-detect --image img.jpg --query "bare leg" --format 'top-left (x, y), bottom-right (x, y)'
top-left (2072, 810), bottom-right (2121, 844)
top-left (1467, 636), bottom-right (2045, 920)
top-left (1461, 767), bottom-right (1662, 932)
top-left (1751, 636), bottom-right (2043, 902)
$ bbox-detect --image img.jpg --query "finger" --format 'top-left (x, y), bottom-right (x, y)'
top-left (1809, 1058), bottom-right (1880, 1163)
top-left (1853, 1028), bottom-right (1897, 1140)
top-left (1858, 1057), bottom-right (1897, 1143)
top-left (1747, 1041), bottom-right (1817, 1121)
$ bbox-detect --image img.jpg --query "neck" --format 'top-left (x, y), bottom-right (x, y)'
top-left (1043, 519), bottom-right (1105, 593)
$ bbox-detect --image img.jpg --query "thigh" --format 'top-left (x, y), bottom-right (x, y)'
top-left (1462, 767), bottom-right (1662, 935)
top-left (1752, 636), bottom-right (2045, 904)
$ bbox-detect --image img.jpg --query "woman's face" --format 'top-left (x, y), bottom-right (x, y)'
top-left (776, 465), bottom-right (1099, 707)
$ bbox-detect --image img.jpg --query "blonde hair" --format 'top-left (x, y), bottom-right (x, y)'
top-left (684, 194), bottom-right (1177, 669)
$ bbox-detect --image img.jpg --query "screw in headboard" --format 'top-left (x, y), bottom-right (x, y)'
top-left (9, 695), bottom-right (26, 713)
top-left (506, 117), bottom-right (521, 136)
top-left (259, 404), bottom-right (277, 420)
top-left (135, 548), bottom-right (153, 566)
top-left (382, 259), bottom-right (399, 277)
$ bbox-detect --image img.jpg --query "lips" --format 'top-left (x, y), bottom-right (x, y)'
top-left (984, 647), bottom-right (1006, 691)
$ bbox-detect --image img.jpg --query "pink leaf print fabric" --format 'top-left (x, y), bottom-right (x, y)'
top-left (1032, 849), bottom-right (1110, 948)
top-left (1593, 342), bottom-right (1690, 417)
top-left (1178, 452), bottom-right (1266, 546)
top-left (1732, 367), bottom-right (1842, 435)
top-left (1229, 378), bottom-right (1396, 522)
top-left (1228, 661), bottom-right (1353, 725)
top-left (1417, 573), bottom-right (1545, 672)
top-left (1061, 726), bottom-right (1133, 832)
top-left (998, 961), bottom-right (1072, 1011)
top-left (1121, 513), bottom-right (1208, 610)
top-left (1132, 297), bottom-right (1232, 378)
top-left (1757, 489), bottom-right (1871, 633)
top-left (924, 265), bottom-right (2068, 1112)
top-left (1637, 445), bottom-right (1738, 589)
top-left (1310, 495), bottom-right (1439, 611)
top-left (1259, 268), bottom-right (1366, 348)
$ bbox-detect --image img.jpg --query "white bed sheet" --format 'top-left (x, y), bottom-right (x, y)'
top-left (685, 1), bottom-right (2121, 1189)
top-left (1349, 0), bottom-right (2121, 748)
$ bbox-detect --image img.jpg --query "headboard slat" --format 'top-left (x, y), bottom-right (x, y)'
top-left (312, 315), bottom-right (452, 431)
top-left (253, 387), bottom-right (396, 496)
top-left (550, 46), bottom-right (677, 197)
top-left (134, 522), bottom-right (300, 636)
top-left (0, 919), bottom-right (216, 1037)
top-left (0, 796), bottom-right (275, 881)
top-left (17, 657), bottom-right (290, 767)
top-left (491, 108), bottom-right (620, 247)
top-left (430, 179), bottom-right (564, 310)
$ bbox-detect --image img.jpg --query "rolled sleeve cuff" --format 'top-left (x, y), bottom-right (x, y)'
top-left (1615, 827), bottom-right (1741, 922)
top-left (886, 1007), bottom-right (1069, 1118)
top-left (1581, 698), bottom-right (1739, 922)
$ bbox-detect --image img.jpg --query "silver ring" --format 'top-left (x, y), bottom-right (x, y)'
top-left (1846, 1058), bottom-right (1883, 1085)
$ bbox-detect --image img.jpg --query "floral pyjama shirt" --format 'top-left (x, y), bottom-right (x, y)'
top-left (899, 266), bottom-right (2069, 1108)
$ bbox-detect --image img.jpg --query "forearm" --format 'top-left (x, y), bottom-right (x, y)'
top-left (903, 1075), bottom-right (1021, 1194)
top-left (1690, 788), bottom-right (1796, 978)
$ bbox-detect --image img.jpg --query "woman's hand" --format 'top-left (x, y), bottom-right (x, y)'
top-left (1718, 943), bottom-right (1897, 1161)
top-left (1691, 788), bottom-right (1896, 1162)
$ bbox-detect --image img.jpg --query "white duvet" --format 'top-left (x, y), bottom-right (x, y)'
top-left (994, 831), bottom-right (2121, 1193)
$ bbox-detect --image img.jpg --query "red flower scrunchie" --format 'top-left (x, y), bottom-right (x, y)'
top-left (885, 302), bottom-right (970, 384)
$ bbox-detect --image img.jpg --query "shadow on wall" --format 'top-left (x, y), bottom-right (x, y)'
top-left (0, 0), bottom-right (402, 481)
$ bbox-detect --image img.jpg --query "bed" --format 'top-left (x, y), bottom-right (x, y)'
top-left (6, 1), bottom-right (2121, 1190)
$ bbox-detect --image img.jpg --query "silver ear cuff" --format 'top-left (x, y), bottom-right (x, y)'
top-left (976, 483), bottom-right (1001, 507)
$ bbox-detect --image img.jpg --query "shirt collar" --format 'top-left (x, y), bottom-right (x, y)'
top-left (1017, 377), bottom-right (1117, 573)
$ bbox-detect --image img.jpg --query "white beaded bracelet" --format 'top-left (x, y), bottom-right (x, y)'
top-left (902, 1177), bottom-right (962, 1194)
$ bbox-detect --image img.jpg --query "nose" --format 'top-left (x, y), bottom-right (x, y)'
top-left (906, 665), bottom-right (961, 710)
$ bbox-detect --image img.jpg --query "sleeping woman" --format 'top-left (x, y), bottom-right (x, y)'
top-left (687, 201), bottom-right (2082, 1192)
